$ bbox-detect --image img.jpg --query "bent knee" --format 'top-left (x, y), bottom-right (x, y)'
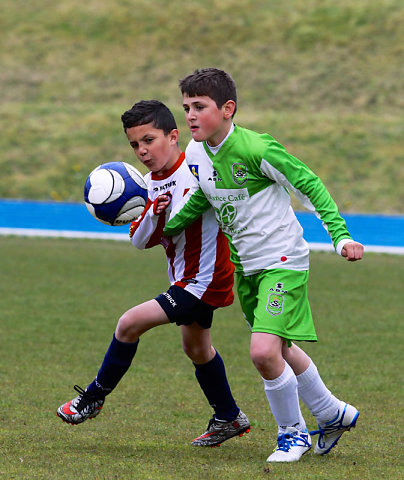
top-left (116, 312), bottom-right (141, 341)
top-left (250, 345), bottom-right (283, 374)
top-left (183, 342), bottom-right (214, 364)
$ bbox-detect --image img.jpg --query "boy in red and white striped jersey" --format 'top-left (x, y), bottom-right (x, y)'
top-left (57, 100), bottom-right (249, 447)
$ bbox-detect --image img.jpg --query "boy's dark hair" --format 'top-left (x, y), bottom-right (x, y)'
top-left (179, 68), bottom-right (237, 116)
top-left (121, 100), bottom-right (177, 134)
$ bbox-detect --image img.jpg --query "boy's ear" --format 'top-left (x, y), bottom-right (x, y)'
top-left (169, 128), bottom-right (179, 144)
top-left (223, 100), bottom-right (236, 119)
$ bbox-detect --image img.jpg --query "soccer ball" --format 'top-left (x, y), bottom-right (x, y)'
top-left (84, 162), bottom-right (148, 226)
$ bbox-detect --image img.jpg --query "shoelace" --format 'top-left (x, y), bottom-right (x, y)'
top-left (309, 426), bottom-right (326, 448)
top-left (73, 384), bottom-right (98, 413)
top-left (275, 431), bottom-right (311, 452)
top-left (73, 384), bottom-right (87, 397)
top-left (276, 432), bottom-right (294, 452)
top-left (310, 406), bottom-right (346, 447)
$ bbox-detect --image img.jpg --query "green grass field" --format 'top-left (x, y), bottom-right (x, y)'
top-left (1, 3), bottom-right (403, 477)
top-left (0, 236), bottom-right (403, 479)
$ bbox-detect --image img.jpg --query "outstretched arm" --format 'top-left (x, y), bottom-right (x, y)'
top-left (164, 186), bottom-right (211, 236)
top-left (261, 141), bottom-right (364, 257)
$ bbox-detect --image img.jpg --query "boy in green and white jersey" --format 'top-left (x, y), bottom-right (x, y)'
top-left (164, 68), bottom-right (364, 463)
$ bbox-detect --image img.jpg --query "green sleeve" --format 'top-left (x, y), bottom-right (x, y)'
top-left (163, 186), bottom-right (211, 235)
top-left (264, 141), bottom-right (352, 248)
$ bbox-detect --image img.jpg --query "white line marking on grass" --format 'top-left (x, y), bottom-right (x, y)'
top-left (1, 228), bottom-right (403, 254)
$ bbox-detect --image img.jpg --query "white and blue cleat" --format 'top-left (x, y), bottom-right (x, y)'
top-left (310, 402), bottom-right (359, 455)
top-left (266, 427), bottom-right (312, 462)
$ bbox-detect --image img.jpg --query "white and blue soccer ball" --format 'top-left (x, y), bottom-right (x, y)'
top-left (84, 162), bottom-right (148, 226)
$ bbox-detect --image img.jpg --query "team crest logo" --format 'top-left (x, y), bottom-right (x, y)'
top-left (266, 282), bottom-right (288, 316)
top-left (188, 165), bottom-right (199, 180)
top-left (218, 202), bottom-right (237, 227)
top-left (232, 163), bottom-right (248, 186)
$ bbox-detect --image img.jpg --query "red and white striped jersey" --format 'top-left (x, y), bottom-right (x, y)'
top-left (130, 153), bottom-right (234, 307)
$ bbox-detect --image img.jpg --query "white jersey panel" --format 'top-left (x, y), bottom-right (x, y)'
top-left (185, 140), bottom-right (310, 273)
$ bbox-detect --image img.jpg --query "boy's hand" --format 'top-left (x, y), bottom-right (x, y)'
top-left (341, 241), bottom-right (364, 261)
top-left (153, 194), bottom-right (172, 215)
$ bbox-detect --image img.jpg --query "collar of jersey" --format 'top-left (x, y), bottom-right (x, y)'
top-left (202, 124), bottom-right (236, 160)
top-left (151, 152), bottom-right (185, 180)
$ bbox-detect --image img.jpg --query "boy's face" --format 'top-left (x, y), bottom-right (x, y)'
top-left (126, 123), bottom-right (179, 175)
top-left (182, 94), bottom-right (235, 147)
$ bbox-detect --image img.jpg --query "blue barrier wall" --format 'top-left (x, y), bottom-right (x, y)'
top-left (0, 199), bottom-right (403, 253)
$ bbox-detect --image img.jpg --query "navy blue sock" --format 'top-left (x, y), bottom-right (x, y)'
top-left (87, 333), bottom-right (139, 399)
top-left (194, 351), bottom-right (240, 421)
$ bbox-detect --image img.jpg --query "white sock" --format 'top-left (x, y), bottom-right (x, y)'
top-left (263, 361), bottom-right (306, 434)
top-left (296, 360), bottom-right (340, 425)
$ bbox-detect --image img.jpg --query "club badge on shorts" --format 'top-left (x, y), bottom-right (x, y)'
top-left (266, 282), bottom-right (288, 316)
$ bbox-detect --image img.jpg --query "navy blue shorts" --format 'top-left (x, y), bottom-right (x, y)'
top-left (155, 285), bottom-right (215, 329)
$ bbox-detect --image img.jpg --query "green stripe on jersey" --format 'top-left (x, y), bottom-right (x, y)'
top-left (203, 137), bottom-right (275, 197)
top-left (223, 232), bottom-right (244, 275)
